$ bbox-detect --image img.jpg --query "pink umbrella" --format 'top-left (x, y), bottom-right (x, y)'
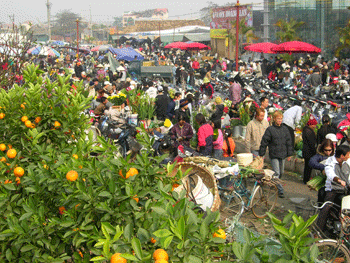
top-left (244, 42), bottom-right (277, 54)
top-left (271, 41), bottom-right (321, 54)
top-left (164, 42), bottom-right (189, 50)
top-left (184, 42), bottom-right (211, 50)
top-left (91, 45), bottom-right (112, 52)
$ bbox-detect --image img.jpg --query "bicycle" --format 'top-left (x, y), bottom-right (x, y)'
top-left (218, 169), bottom-right (279, 220)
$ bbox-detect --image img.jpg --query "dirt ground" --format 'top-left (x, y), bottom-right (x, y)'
top-left (221, 169), bottom-right (318, 236)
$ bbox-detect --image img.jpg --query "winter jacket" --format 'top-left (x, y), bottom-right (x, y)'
top-left (213, 129), bottom-right (223, 150)
top-left (167, 100), bottom-right (176, 120)
top-left (317, 124), bottom-right (338, 145)
top-left (245, 118), bottom-right (269, 152)
top-left (169, 122), bottom-right (193, 149)
top-left (259, 123), bottom-right (293, 159)
top-left (302, 126), bottom-right (317, 159)
top-left (309, 145), bottom-right (330, 171)
top-left (210, 104), bottom-right (224, 123)
top-left (155, 94), bottom-right (169, 121)
top-left (197, 123), bottom-right (213, 156)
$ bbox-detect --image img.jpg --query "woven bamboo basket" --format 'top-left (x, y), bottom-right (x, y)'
top-left (170, 162), bottom-right (221, 212)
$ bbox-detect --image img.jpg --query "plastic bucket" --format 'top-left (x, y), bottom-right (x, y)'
top-left (233, 126), bottom-right (240, 138)
top-left (191, 175), bottom-right (213, 211)
top-left (128, 114), bottom-right (138, 126)
top-left (237, 153), bottom-right (253, 167)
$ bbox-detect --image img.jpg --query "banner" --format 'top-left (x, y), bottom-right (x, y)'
top-left (210, 29), bottom-right (228, 39)
top-left (210, 5), bottom-right (253, 30)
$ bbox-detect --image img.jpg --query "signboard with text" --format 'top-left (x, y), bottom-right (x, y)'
top-left (210, 5), bottom-right (253, 30)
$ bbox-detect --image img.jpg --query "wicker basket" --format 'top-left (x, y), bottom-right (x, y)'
top-left (170, 162), bottom-right (221, 212)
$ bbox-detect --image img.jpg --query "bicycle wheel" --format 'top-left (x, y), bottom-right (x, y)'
top-left (251, 183), bottom-right (278, 219)
top-left (220, 190), bottom-right (244, 219)
top-left (315, 239), bottom-right (350, 262)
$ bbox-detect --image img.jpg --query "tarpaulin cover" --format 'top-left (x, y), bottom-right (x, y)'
top-left (108, 47), bottom-right (144, 61)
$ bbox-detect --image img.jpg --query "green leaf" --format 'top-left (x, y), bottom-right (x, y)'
top-left (60, 221), bottom-right (74, 227)
top-left (177, 216), bottom-right (185, 239)
top-left (120, 253), bottom-right (138, 261)
top-left (164, 236), bottom-right (173, 249)
top-left (103, 239), bottom-right (110, 257)
top-left (131, 237), bottom-right (142, 260)
top-left (102, 224), bottom-right (110, 240)
top-left (21, 244), bottom-right (36, 252)
top-left (243, 228), bottom-right (251, 243)
top-left (19, 212), bottom-right (33, 221)
top-left (186, 255), bottom-right (202, 263)
top-left (200, 221), bottom-right (209, 240)
top-left (153, 229), bottom-right (172, 238)
top-left (99, 191), bottom-right (112, 198)
top-left (3, 183), bottom-right (16, 191)
top-left (90, 256), bottom-right (106, 261)
top-left (152, 206), bottom-right (167, 215)
top-left (274, 225), bottom-right (290, 238)
top-left (137, 228), bottom-right (150, 242)
top-left (124, 223), bottom-right (132, 241)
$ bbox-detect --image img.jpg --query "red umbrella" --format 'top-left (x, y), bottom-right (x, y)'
top-left (164, 42), bottom-right (188, 50)
top-left (184, 42), bottom-right (211, 50)
top-left (271, 41), bottom-right (321, 53)
top-left (244, 42), bottom-right (277, 54)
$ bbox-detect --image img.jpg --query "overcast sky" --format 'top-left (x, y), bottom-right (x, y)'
top-left (0, 0), bottom-right (262, 24)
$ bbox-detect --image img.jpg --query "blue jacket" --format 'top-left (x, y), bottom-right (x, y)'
top-left (167, 100), bottom-right (176, 119)
top-left (309, 146), bottom-right (329, 171)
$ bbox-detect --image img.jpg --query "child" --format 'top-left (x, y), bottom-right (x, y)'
top-left (222, 128), bottom-right (236, 160)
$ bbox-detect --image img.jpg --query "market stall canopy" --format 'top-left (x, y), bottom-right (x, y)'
top-left (91, 45), bottom-right (112, 52)
top-left (184, 42), bottom-right (211, 50)
top-left (271, 41), bottom-right (321, 54)
top-left (51, 41), bottom-right (65, 46)
top-left (164, 41), bottom-right (210, 50)
top-left (164, 42), bottom-right (189, 50)
top-left (244, 42), bottom-right (277, 54)
top-left (27, 46), bottom-right (60, 57)
top-left (108, 47), bottom-right (144, 61)
top-left (57, 46), bottom-right (90, 54)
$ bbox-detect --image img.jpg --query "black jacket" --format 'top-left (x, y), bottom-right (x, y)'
top-left (155, 94), bottom-right (169, 121)
top-left (317, 124), bottom-right (337, 145)
top-left (210, 104), bottom-right (224, 123)
top-left (259, 123), bottom-right (293, 159)
top-left (302, 126), bottom-right (317, 159)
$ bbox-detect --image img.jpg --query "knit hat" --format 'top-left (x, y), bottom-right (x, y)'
top-left (307, 119), bottom-right (317, 126)
top-left (180, 99), bottom-right (189, 108)
top-left (214, 97), bottom-right (222, 104)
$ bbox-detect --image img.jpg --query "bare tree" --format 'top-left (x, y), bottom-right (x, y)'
top-left (0, 23), bottom-right (34, 89)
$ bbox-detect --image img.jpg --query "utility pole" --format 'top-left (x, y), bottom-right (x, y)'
top-left (262, 0), bottom-right (270, 42)
top-left (46, 0), bottom-right (52, 41)
top-left (235, 0), bottom-right (240, 71)
top-left (158, 21), bottom-right (161, 46)
top-left (89, 5), bottom-right (93, 40)
top-left (76, 19), bottom-right (80, 58)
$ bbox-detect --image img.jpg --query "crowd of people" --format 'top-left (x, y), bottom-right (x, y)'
top-left (5, 43), bottom-right (350, 233)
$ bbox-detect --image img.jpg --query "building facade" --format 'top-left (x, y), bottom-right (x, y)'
top-left (267, 0), bottom-right (350, 56)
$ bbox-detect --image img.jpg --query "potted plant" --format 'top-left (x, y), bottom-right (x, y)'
top-left (238, 103), bottom-right (251, 137)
